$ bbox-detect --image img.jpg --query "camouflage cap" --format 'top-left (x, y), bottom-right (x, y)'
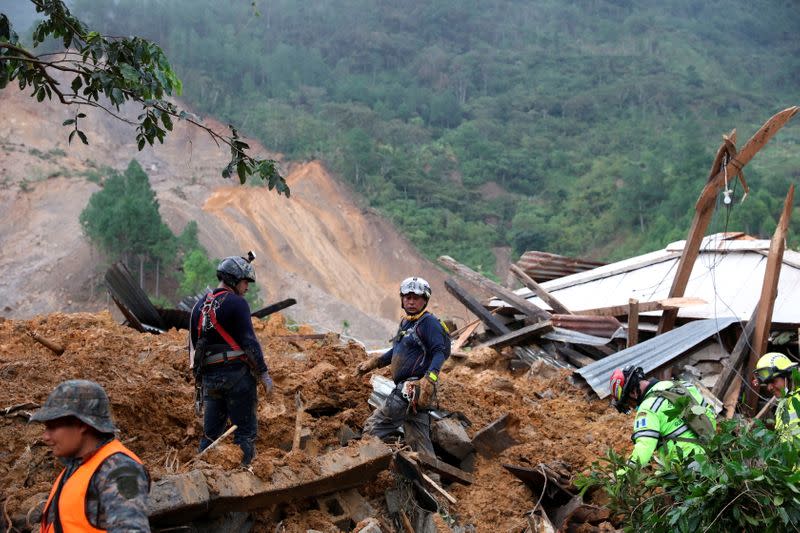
top-left (30, 379), bottom-right (117, 434)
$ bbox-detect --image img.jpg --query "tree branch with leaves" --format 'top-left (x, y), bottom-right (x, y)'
top-left (0, 0), bottom-right (289, 195)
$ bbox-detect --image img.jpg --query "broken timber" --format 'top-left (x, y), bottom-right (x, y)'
top-left (251, 298), bottom-right (297, 319)
top-left (414, 453), bottom-right (474, 485)
top-left (147, 438), bottom-right (393, 525)
top-left (742, 184), bottom-right (795, 413)
top-left (658, 107), bottom-right (798, 334)
top-left (572, 297), bottom-right (707, 317)
top-left (444, 278), bottom-right (511, 336)
top-left (476, 320), bottom-right (553, 350)
top-left (509, 264), bottom-right (572, 315)
top-left (438, 256), bottom-right (550, 322)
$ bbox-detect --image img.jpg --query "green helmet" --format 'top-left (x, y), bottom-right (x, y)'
top-left (30, 380), bottom-right (117, 434)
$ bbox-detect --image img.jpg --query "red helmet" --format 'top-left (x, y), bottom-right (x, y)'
top-left (610, 366), bottom-right (644, 413)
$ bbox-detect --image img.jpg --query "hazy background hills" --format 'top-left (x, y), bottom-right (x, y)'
top-left (66, 0), bottom-right (800, 270)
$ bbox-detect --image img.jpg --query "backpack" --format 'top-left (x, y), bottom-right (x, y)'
top-left (655, 384), bottom-right (716, 443)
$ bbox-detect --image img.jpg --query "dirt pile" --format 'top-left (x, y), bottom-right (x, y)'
top-left (0, 312), bottom-right (632, 531)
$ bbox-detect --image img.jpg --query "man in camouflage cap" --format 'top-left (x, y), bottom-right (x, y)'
top-left (31, 379), bottom-right (151, 533)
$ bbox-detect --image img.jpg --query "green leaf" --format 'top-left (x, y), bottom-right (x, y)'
top-left (236, 161), bottom-right (247, 184)
top-left (62, 119), bottom-right (75, 126)
top-left (76, 130), bottom-right (88, 145)
top-left (71, 76), bottom-right (82, 93)
top-left (68, 130), bottom-right (76, 145)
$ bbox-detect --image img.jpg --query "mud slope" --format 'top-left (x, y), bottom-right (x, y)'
top-left (0, 85), bottom-right (460, 346)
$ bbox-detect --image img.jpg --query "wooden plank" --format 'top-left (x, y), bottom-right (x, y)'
top-left (439, 256), bottom-right (550, 321)
top-left (451, 320), bottom-right (481, 353)
top-left (555, 344), bottom-right (595, 368)
top-left (415, 453), bottom-right (474, 485)
top-left (476, 321), bottom-right (553, 350)
top-left (743, 184), bottom-right (794, 413)
top-left (444, 278), bottom-right (512, 336)
top-left (251, 298), bottom-right (296, 319)
top-left (509, 264), bottom-right (572, 314)
top-left (660, 107), bottom-right (798, 334)
top-left (148, 438), bottom-right (393, 525)
top-left (572, 297), bottom-right (707, 317)
top-left (627, 299), bottom-right (639, 348)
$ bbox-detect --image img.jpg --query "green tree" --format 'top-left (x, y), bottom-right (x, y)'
top-left (80, 160), bottom-right (172, 287)
top-left (0, 0), bottom-right (288, 194)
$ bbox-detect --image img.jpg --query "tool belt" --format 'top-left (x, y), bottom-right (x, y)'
top-left (204, 350), bottom-right (247, 365)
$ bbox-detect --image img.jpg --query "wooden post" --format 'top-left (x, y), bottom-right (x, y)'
top-left (627, 299), bottom-right (639, 348)
top-left (742, 184), bottom-right (795, 414)
top-left (509, 264), bottom-right (572, 314)
top-left (444, 278), bottom-right (511, 336)
top-left (438, 256), bottom-right (550, 321)
top-left (658, 107), bottom-right (798, 334)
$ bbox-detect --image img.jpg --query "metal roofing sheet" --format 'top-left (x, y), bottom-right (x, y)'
top-left (497, 236), bottom-right (800, 324)
top-left (574, 316), bottom-right (740, 398)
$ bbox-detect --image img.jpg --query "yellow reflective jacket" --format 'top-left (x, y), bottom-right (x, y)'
top-left (628, 380), bottom-right (716, 467)
top-left (775, 389), bottom-right (800, 443)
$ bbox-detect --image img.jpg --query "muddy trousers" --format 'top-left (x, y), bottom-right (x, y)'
top-left (363, 385), bottom-right (435, 456)
top-left (200, 363), bottom-right (258, 465)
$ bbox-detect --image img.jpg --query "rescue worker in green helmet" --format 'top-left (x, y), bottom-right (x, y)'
top-left (751, 352), bottom-right (800, 442)
top-left (610, 366), bottom-right (716, 468)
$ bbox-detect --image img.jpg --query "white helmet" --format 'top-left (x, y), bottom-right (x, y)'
top-left (400, 277), bottom-right (431, 300)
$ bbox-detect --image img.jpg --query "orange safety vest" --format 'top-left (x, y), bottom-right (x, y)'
top-left (40, 439), bottom-right (144, 533)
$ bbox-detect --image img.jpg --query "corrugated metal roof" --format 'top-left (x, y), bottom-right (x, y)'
top-left (574, 316), bottom-right (740, 398)
top-left (494, 234), bottom-right (800, 324)
top-left (517, 251), bottom-right (606, 282)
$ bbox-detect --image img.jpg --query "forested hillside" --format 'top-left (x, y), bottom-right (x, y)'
top-left (70, 0), bottom-right (800, 270)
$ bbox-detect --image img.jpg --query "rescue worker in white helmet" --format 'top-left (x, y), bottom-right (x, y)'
top-left (751, 352), bottom-right (800, 442)
top-left (356, 277), bottom-right (450, 455)
top-left (610, 366), bottom-right (716, 469)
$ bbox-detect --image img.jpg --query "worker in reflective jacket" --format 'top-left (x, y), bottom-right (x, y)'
top-left (31, 380), bottom-right (150, 533)
top-left (610, 366), bottom-right (716, 467)
top-left (752, 352), bottom-right (800, 442)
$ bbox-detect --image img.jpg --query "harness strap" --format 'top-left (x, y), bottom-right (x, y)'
top-left (197, 290), bottom-right (241, 351)
top-left (204, 350), bottom-right (246, 365)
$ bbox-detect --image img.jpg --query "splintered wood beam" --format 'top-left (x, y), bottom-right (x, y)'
top-left (444, 278), bottom-right (511, 336)
top-left (743, 184), bottom-right (795, 414)
top-left (659, 107), bottom-right (798, 334)
top-left (414, 453), bottom-right (474, 485)
top-left (572, 297), bottom-right (707, 317)
top-left (476, 321), bottom-right (553, 350)
top-left (439, 256), bottom-right (550, 321)
top-left (509, 264), bottom-right (572, 314)
top-left (627, 299), bottom-right (639, 348)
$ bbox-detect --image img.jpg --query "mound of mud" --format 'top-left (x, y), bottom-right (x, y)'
top-left (0, 312), bottom-right (632, 531)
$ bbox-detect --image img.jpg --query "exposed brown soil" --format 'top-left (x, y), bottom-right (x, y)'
top-left (0, 311), bottom-right (632, 532)
top-left (0, 83), bottom-right (463, 348)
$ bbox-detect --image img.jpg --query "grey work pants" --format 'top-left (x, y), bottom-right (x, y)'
top-left (363, 384), bottom-right (436, 456)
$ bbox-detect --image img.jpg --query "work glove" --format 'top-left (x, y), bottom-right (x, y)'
top-left (417, 373), bottom-right (437, 409)
top-left (356, 357), bottom-right (381, 376)
top-left (259, 372), bottom-right (274, 396)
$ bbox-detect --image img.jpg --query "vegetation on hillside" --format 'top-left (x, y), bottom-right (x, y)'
top-left (79, 160), bottom-right (262, 306)
top-left (18, 1), bottom-right (800, 271)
